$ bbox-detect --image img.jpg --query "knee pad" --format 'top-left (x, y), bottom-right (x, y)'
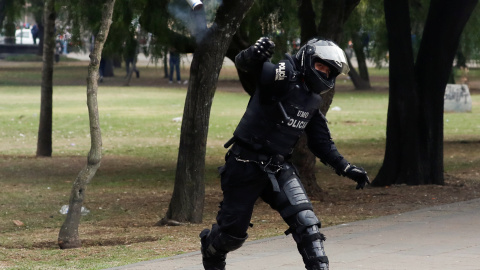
top-left (286, 209), bottom-right (322, 239)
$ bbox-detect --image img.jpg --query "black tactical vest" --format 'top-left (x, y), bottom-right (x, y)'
top-left (233, 75), bottom-right (322, 157)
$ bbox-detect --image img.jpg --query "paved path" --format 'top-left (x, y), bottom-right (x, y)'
top-left (106, 198), bottom-right (480, 270)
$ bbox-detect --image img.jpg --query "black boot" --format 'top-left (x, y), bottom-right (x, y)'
top-left (200, 228), bottom-right (226, 270)
top-left (199, 224), bottom-right (247, 270)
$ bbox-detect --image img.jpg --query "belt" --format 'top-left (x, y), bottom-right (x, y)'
top-left (230, 144), bottom-right (284, 192)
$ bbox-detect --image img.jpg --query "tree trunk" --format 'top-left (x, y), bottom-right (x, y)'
top-left (348, 30), bottom-right (371, 89)
top-left (164, 47), bottom-right (169, 78)
top-left (346, 55), bottom-right (371, 90)
top-left (290, 135), bottom-right (323, 198)
top-left (297, 0), bottom-right (317, 43)
top-left (163, 0), bottom-right (255, 224)
top-left (413, 0), bottom-right (477, 184)
top-left (103, 58), bottom-right (115, 77)
top-left (36, 0), bottom-right (56, 157)
top-left (37, 23), bottom-right (45, 56)
top-left (58, 0), bottom-right (115, 249)
top-left (317, 0), bottom-right (360, 43)
top-left (124, 57), bottom-right (137, 86)
top-left (292, 0), bottom-right (360, 198)
top-left (372, 0), bottom-right (420, 186)
top-left (0, 0), bottom-right (6, 29)
top-left (372, 0), bottom-right (477, 186)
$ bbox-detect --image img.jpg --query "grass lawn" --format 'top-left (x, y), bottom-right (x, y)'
top-left (0, 59), bottom-right (479, 269)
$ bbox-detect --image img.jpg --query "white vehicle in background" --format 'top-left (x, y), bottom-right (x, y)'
top-left (15, 29), bottom-right (37, 45)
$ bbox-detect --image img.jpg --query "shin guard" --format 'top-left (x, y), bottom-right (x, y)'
top-left (286, 210), bottom-right (329, 270)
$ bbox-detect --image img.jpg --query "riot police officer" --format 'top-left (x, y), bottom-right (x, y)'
top-left (200, 37), bottom-right (370, 270)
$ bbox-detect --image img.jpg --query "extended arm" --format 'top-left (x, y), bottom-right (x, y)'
top-left (235, 37), bottom-right (275, 96)
top-left (305, 111), bottom-right (370, 189)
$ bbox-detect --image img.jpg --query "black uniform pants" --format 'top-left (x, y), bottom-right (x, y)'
top-left (215, 152), bottom-right (303, 238)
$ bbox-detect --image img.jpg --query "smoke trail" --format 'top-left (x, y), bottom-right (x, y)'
top-left (167, 1), bottom-right (204, 43)
top-left (167, 0), bottom-right (223, 43)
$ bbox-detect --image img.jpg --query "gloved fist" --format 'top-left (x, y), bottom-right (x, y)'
top-left (344, 164), bottom-right (370, 190)
top-left (251, 37), bottom-right (275, 61)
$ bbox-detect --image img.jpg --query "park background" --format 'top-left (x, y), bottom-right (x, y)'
top-left (1, 0), bottom-right (480, 269)
top-left (1, 51), bottom-right (479, 269)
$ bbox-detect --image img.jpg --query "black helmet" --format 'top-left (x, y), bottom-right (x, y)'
top-left (295, 38), bottom-right (349, 94)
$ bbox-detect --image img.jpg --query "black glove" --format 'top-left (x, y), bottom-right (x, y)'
top-left (250, 37), bottom-right (275, 61)
top-left (344, 164), bottom-right (370, 190)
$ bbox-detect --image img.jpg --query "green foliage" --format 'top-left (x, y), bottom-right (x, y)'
top-left (343, 0), bottom-right (480, 67)
top-left (3, 0), bottom-right (480, 65)
top-left (459, 4), bottom-right (480, 63)
top-left (102, 0), bottom-right (148, 57)
top-left (1, 0), bottom-right (25, 35)
top-left (138, 0), bottom-right (170, 43)
top-left (56, 0), bottom-right (130, 55)
top-left (55, 0), bottom-right (101, 52)
top-left (141, 0), bottom-right (301, 60)
top-left (139, 0), bottom-right (194, 58)
top-left (343, 0), bottom-right (389, 67)
top-left (226, 0), bottom-right (301, 62)
top-left (28, 0), bottom-right (45, 24)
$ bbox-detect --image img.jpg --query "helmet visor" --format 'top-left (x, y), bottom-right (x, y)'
top-left (313, 45), bottom-right (350, 75)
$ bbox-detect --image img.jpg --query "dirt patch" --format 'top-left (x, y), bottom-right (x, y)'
top-left (1, 151), bottom-right (479, 255)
